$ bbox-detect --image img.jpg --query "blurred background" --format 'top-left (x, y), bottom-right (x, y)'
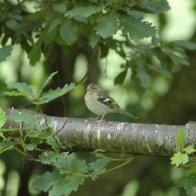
top-left (0, 0), bottom-right (196, 195)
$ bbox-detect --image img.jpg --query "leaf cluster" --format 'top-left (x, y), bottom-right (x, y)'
top-left (170, 129), bottom-right (196, 194)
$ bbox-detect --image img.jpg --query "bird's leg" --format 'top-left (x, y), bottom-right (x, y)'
top-left (100, 114), bottom-right (105, 121)
top-left (96, 116), bottom-right (100, 120)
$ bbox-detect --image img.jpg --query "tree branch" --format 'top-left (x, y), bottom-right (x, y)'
top-left (4, 108), bottom-right (196, 157)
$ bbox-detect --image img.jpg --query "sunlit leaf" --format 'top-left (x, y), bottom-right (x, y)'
top-left (0, 45), bottom-right (12, 63)
top-left (171, 152), bottom-right (189, 167)
top-left (120, 16), bottom-right (156, 39)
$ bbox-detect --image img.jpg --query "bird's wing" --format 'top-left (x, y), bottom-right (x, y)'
top-left (97, 90), bottom-right (120, 109)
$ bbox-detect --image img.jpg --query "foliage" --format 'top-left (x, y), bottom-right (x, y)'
top-left (4, 71), bottom-right (75, 106)
top-left (0, 107), bottom-right (133, 195)
top-left (171, 129), bottom-right (196, 194)
top-left (0, 0), bottom-right (195, 92)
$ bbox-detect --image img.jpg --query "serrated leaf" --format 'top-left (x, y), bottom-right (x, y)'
top-left (171, 152), bottom-right (189, 167)
top-left (0, 45), bottom-right (12, 63)
top-left (49, 175), bottom-right (84, 196)
top-left (184, 145), bottom-right (196, 154)
top-left (7, 82), bottom-right (33, 95)
top-left (31, 171), bottom-right (60, 192)
top-left (89, 159), bottom-right (109, 180)
top-left (39, 71), bottom-right (58, 95)
top-left (39, 151), bottom-right (59, 165)
top-left (59, 21), bottom-right (78, 45)
top-left (114, 69), bottom-right (127, 85)
top-left (176, 129), bottom-right (185, 147)
top-left (120, 16), bottom-right (156, 39)
top-left (0, 108), bottom-right (6, 128)
top-left (10, 112), bottom-right (41, 130)
top-left (96, 15), bottom-right (118, 38)
top-left (34, 83), bottom-right (75, 105)
top-left (65, 6), bottom-right (103, 18)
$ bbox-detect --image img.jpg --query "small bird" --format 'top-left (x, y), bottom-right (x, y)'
top-left (84, 83), bottom-right (138, 120)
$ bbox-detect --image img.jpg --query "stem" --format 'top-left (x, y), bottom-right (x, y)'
top-left (104, 157), bottom-right (134, 174)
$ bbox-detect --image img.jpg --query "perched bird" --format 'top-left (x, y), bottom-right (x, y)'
top-left (84, 83), bottom-right (138, 120)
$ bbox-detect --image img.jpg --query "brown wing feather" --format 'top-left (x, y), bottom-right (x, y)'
top-left (97, 91), bottom-right (119, 109)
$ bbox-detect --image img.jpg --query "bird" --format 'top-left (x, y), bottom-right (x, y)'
top-left (84, 83), bottom-right (138, 120)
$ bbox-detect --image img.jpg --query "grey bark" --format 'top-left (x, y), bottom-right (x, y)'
top-left (4, 108), bottom-right (196, 157)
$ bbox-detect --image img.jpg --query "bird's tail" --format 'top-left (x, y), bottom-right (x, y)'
top-left (117, 109), bottom-right (138, 119)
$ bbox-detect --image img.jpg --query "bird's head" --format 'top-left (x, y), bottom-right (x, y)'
top-left (86, 83), bottom-right (100, 92)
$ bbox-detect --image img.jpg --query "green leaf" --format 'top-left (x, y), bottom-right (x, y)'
top-left (7, 82), bottom-right (33, 95)
top-left (4, 91), bottom-right (29, 97)
top-left (0, 45), bottom-right (12, 63)
top-left (4, 82), bottom-right (33, 98)
top-left (10, 112), bottom-right (41, 130)
top-left (34, 83), bottom-right (75, 105)
top-left (171, 152), bottom-right (189, 167)
top-left (120, 16), bottom-right (156, 39)
top-left (48, 18), bottom-right (62, 33)
top-left (162, 47), bottom-right (189, 66)
top-left (173, 40), bottom-right (196, 50)
top-left (31, 171), bottom-right (60, 192)
top-left (39, 151), bottom-right (60, 165)
top-left (184, 173), bottom-right (196, 194)
top-left (28, 27), bottom-right (47, 65)
top-left (176, 129), bottom-right (185, 147)
top-left (52, 2), bottom-right (67, 13)
top-left (89, 159), bottom-right (109, 180)
top-left (0, 140), bottom-right (16, 154)
top-left (96, 15), bottom-right (118, 38)
top-left (139, 0), bottom-right (170, 13)
top-left (46, 135), bottom-right (60, 152)
top-left (59, 21), bottom-right (78, 45)
top-left (28, 129), bottom-right (52, 140)
top-left (49, 175), bottom-right (84, 196)
top-left (65, 6), bottom-right (103, 18)
top-left (28, 39), bottom-right (42, 65)
top-left (0, 108), bottom-right (6, 128)
top-left (89, 34), bottom-right (100, 48)
top-left (184, 145), bottom-right (196, 154)
top-left (39, 71), bottom-right (58, 95)
top-left (5, 19), bottom-right (19, 30)
top-left (114, 69), bottom-right (128, 85)
top-left (137, 69), bottom-right (151, 88)
top-left (25, 143), bottom-right (36, 151)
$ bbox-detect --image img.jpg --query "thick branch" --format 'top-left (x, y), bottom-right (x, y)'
top-left (4, 108), bottom-right (196, 157)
